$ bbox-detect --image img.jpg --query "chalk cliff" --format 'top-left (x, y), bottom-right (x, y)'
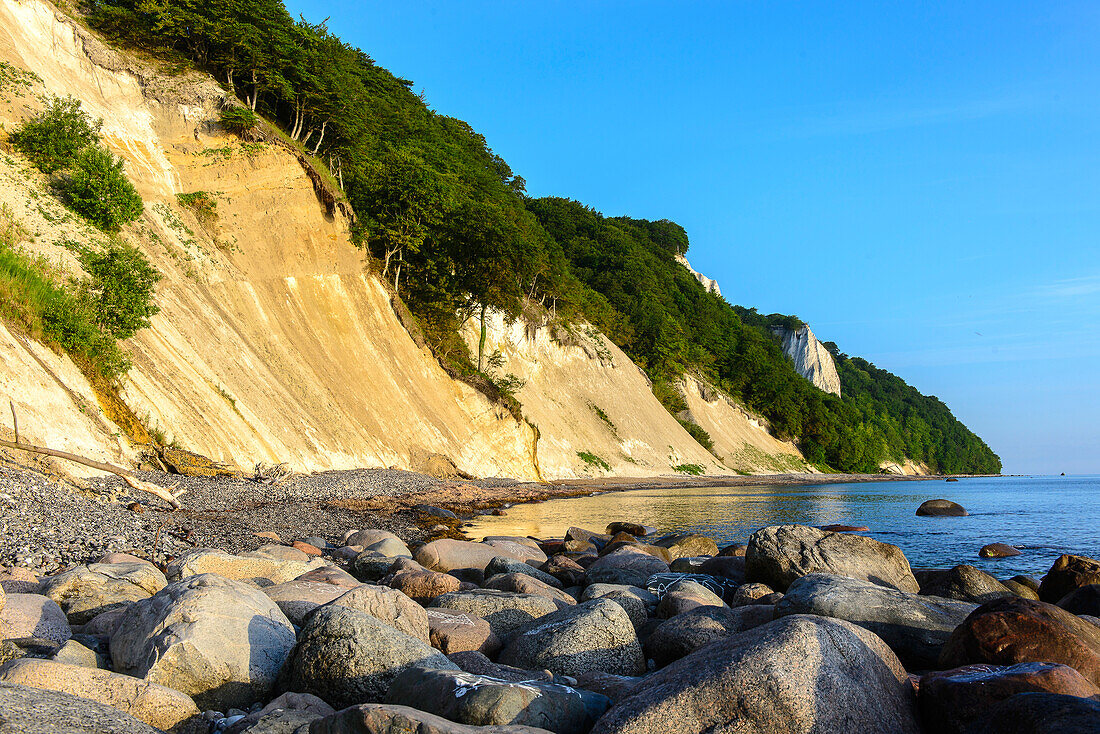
top-left (773, 325), bottom-right (842, 397)
top-left (675, 253), bottom-right (721, 297)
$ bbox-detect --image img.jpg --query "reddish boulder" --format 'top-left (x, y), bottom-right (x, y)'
top-left (292, 541), bottom-right (323, 557)
top-left (940, 596), bottom-right (1100, 687)
top-left (387, 570), bottom-right (461, 603)
top-left (1040, 554), bottom-right (1100, 603)
top-left (425, 608), bottom-right (499, 656)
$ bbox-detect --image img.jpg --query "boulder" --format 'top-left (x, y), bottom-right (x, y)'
top-left (980, 543), bottom-right (1022, 558)
top-left (696, 555), bottom-right (746, 584)
top-left (426, 608), bottom-right (500, 656)
top-left (386, 666), bottom-right (611, 734)
top-left (244, 544), bottom-right (312, 562)
top-left (0, 658), bottom-right (199, 730)
top-left (571, 672), bottom-right (641, 704)
top-left (80, 606), bottom-right (127, 637)
top-left (448, 651), bottom-right (554, 683)
top-left (1003, 578), bottom-right (1041, 600)
top-left (388, 569), bottom-right (462, 603)
top-left (499, 599), bottom-right (645, 677)
top-left (651, 534), bottom-right (718, 560)
top-left (328, 584), bottom-right (430, 641)
top-left (110, 573), bottom-right (296, 710)
top-left (38, 563), bottom-right (166, 625)
top-left (581, 584), bottom-right (658, 610)
top-left (655, 580), bottom-right (724, 619)
top-left (416, 539), bottom-right (528, 575)
top-left (352, 552), bottom-right (401, 583)
top-left (0, 682), bottom-right (162, 733)
top-left (540, 556), bottom-right (586, 587)
top-left (344, 529), bottom-right (404, 549)
top-left (585, 547), bottom-right (669, 587)
top-left (918, 662), bottom-right (1100, 734)
top-left (731, 582), bottom-right (776, 606)
top-left (919, 565), bottom-right (1015, 603)
top-left (225, 691), bottom-right (335, 734)
top-left (668, 557), bottom-right (706, 573)
top-left (746, 524), bottom-right (919, 592)
top-left (483, 573), bottom-right (576, 606)
top-left (968, 692), bottom-right (1100, 734)
top-left (363, 537), bottom-right (413, 559)
top-left (775, 573), bottom-right (978, 669)
top-left (589, 590), bottom-right (648, 629)
top-left (940, 596), bottom-right (1100, 687)
top-left (49, 639), bottom-right (102, 668)
top-left (293, 541), bottom-right (324, 557)
top-left (606, 523), bottom-right (653, 537)
top-left (916, 499), bottom-right (968, 516)
top-left (484, 540), bottom-right (547, 565)
top-left (429, 590), bottom-right (564, 638)
top-left (1040, 554), bottom-right (1100, 603)
top-left (643, 605), bottom-right (774, 668)
top-left (0, 568), bottom-right (39, 595)
top-left (486, 557), bottom-right (562, 588)
top-left (297, 566), bottom-right (361, 588)
top-left (592, 615), bottom-right (920, 734)
top-left (284, 604), bottom-right (458, 709)
top-left (306, 703), bottom-right (555, 733)
top-left (0, 594), bottom-right (70, 644)
top-left (1058, 585), bottom-right (1100, 616)
top-left (717, 543), bottom-right (747, 557)
top-left (644, 572), bottom-right (739, 603)
top-left (264, 579), bottom-right (348, 625)
top-left (166, 548), bottom-right (324, 585)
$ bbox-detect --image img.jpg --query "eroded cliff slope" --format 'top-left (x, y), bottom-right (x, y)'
top-left (773, 325), bottom-right (842, 397)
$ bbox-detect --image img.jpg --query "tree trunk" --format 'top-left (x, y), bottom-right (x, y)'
top-left (478, 303), bottom-right (488, 372)
top-left (311, 120), bottom-right (327, 155)
top-left (394, 259), bottom-right (402, 295)
top-left (249, 69), bottom-right (259, 110)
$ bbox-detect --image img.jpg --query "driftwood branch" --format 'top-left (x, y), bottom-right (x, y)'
top-left (0, 437), bottom-right (185, 510)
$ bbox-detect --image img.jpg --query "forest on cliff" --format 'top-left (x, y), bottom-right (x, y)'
top-left (79, 0), bottom-right (1001, 474)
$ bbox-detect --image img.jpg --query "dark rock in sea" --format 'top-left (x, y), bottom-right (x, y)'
top-left (916, 499), bottom-right (968, 516)
top-left (643, 604), bottom-right (774, 668)
top-left (1058, 585), bottom-right (1100, 617)
top-left (386, 666), bottom-right (611, 734)
top-left (745, 524), bottom-right (919, 593)
top-left (776, 573), bottom-right (976, 669)
top-left (939, 596), bottom-right (1100, 687)
top-left (591, 615), bottom-right (921, 734)
top-left (967, 692), bottom-right (1100, 734)
top-left (1039, 554), bottom-right (1100, 603)
top-left (918, 662), bottom-right (1100, 734)
top-left (606, 522), bottom-right (655, 537)
top-left (819, 524), bottom-right (870, 532)
top-left (980, 543), bottom-right (1022, 558)
top-left (918, 564), bottom-right (1016, 604)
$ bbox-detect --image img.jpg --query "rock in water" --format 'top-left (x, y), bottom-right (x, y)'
top-left (110, 573), bottom-right (296, 710)
top-left (386, 666), bottom-right (611, 734)
top-left (980, 543), bottom-right (1022, 558)
top-left (916, 499), bottom-right (968, 516)
top-left (284, 604), bottom-right (457, 708)
top-left (775, 573), bottom-right (976, 669)
top-left (307, 703), bottom-right (555, 733)
top-left (499, 599), bottom-right (645, 677)
top-left (0, 682), bottom-right (162, 734)
top-left (591, 615), bottom-right (920, 734)
top-left (1039, 554), bottom-right (1100, 603)
top-left (745, 524), bottom-right (919, 592)
top-left (939, 596), bottom-right (1100, 687)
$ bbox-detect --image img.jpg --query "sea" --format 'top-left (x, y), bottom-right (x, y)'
top-left (464, 475), bottom-right (1100, 579)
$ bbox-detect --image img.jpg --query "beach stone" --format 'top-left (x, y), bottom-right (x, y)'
top-left (486, 557), bottom-right (563, 588)
top-left (592, 615), bottom-right (920, 734)
top-left (80, 606), bottom-right (127, 637)
top-left (224, 691), bottom-right (335, 734)
top-left (581, 584), bottom-right (658, 609)
top-left (485, 540), bottom-right (547, 565)
top-left (731, 582), bottom-right (776, 606)
top-left (352, 551), bottom-right (400, 582)
top-left (571, 671), bottom-right (641, 703)
top-left (644, 572), bottom-right (739, 603)
top-left (447, 651), bottom-right (553, 683)
top-left (968, 692), bottom-right (1100, 734)
top-left (416, 539), bottom-right (527, 575)
top-left (166, 548), bottom-right (324, 586)
top-left (0, 594), bottom-right (70, 644)
top-left (297, 565), bottom-right (361, 588)
top-left (430, 590), bottom-right (566, 638)
top-left (643, 605), bottom-right (775, 668)
top-left (540, 556), bottom-right (587, 587)
top-left (499, 599), bottom-right (645, 677)
top-left (484, 537), bottom-right (543, 550)
top-left (386, 666), bottom-right (611, 734)
top-left (918, 662), bottom-right (1100, 734)
top-left (245, 544), bottom-right (312, 562)
top-left (717, 543), bottom-right (747, 557)
top-left (255, 531), bottom-right (282, 542)
top-left (980, 543), bottom-right (1022, 558)
top-left (566, 527), bottom-right (609, 550)
top-left (606, 523), bottom-right (653, 537)
top-left (655, 580), bottom-right (725, 619)
top-left (775, 573), bottom-right (978, 669)
top-left (363, 537), bottom-right (412, 558)
top-left (746, 524), bottom-right (919, 593)
top-left (652, 534), bottom-right (718, 560)
top-left (284, 605), bottom-right (457, 709)
top-left (263, 579), bottom-right (347, 624)
top-left (328, 584), bottom-right (430, 641)
top-left (562, 539), bottom-right (597, 555)
top-left (345, 529), bottom-right (404, 548)
top-left (483, 573), bottom-right (576, 606)
top-left (110, 573), bottom-right (296, 710)
top-left (0, 682), bottom-right (162, 733)
top-left (1040, 554), bottom-right (1100, 603)
top-left (39, 563), bottom-right (166, 625)
top-left (696, 555), bottom-right (746, 584)
top-left (389, 569), bottom-right (462, 602)
top-left (1058, 585), bottom-right (1100, 616)
top-left (0, 658), bottom-right (199, 730)
top-left (96, 553), bottom-right (155, 567)
top-left (302, 536), bottom-right (330, 548)
top-left (940, 596), bottom-right (1100, 687)
top-left (306, 702), bottom-right (555, 734)
top-left (1003, 578), bottom-right (1041, 600)
top-left (426, 608), bottom-right (500, 656)
top-left (668, 557), bottom-right (706, 573)
top-left (916, 499), bottom-right (968, 516)
top-left (292, 541), bottom-right (324, 557)
top-left (920, 564), bottom-right (1016, 603)
top-left (49, 639), bottom-right (102, 668)
top-left (0, 568), bottom-right (39, 595)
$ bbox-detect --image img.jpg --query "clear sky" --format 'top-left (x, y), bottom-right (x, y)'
top-left (284, 0), bottom-right (1100, 475)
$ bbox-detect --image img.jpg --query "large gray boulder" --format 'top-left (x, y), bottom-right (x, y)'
top-left (110, 573), bottom-right (296, 710)
top-left (585, 548), bottom-right (669, 587)
top-left (263, 579), bottom-right (347, 625)
top-left (746, 524), bottom-right (919, 592)
top-left (415, 539), bottom-right (528, 575)
top-left (307, 703), bottom-right (555, 733)
top-left (499, 599), bottom-right (645, 677)
top-left (284, 604), bottom-right (457, 708)
top-left (166, 548), bottom-right (325, 585)
top-left (918, 565), bottom-right (1016, 604)
top-left (429, 590), bottom-right (564, 638)
top-left (0, 593), bottom-right (70, 644)
top-left (483, 573), bottom-right (576, 606)
top-left (0, 682), bottom-right (161, 734)
top-left (486, 557), bottom-right (563, 588)
top-left (643, 605), bottom-right (775, 668)
top-left (775, 573), bottom-right (977, 668)
top-left (328, 584), bottom-right (430, 641)
top-left (386, 666), bottom-right (611, 734)
top-left (591, 615), bottom-right (921, 734)
top-left (39, 563), bottom-right (166, 624)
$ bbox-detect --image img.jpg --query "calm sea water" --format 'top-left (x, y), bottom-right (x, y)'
top-left (464, 475), bottom-right (1100, 579)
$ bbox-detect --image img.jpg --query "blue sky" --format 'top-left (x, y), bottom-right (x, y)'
top-left (285, 1), bottom-right (1100, 474)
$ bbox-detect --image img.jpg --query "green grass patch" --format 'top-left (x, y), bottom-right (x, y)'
top-left (577, 451), bottom-right (611, 472)
top-left (176, 191), bottom-right (217, 224)
top-left (673, 463), bottom-right (705, 475)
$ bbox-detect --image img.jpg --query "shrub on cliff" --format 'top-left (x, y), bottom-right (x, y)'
top-left (9, 95), bottom-right (101, 174)
top-left (60, 146), bottom-right (144, 232)
top-left (77, 240), bottom-right (161, 340)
